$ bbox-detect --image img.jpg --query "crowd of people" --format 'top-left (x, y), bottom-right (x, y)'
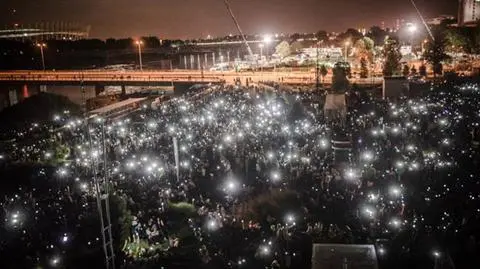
top-left (1, 81), bottom-right (480, 269)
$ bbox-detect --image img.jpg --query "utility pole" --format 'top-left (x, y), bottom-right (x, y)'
top-left (135, 40), bottom-right (144, 71)
top-left (316, 42), bottom-right (320, 91)
top-left (36, 43), bottom-right (47, 71)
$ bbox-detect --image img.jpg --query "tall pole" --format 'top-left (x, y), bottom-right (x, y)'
top-left (316, 42), bottom-right (320, 91)
top-left (136, 40), bottom-right (143, 71)
top-left (260, 45), bottom-right (263, 61)
top-left (40, 46), bottom-right (45, 71)
top-left (37, 43), bottom-right (46, 71)
top-left (259, 44), bottom-right (264, 72)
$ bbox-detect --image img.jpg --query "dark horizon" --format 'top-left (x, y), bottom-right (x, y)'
top-left (1, 0), bottom-right (457, 39)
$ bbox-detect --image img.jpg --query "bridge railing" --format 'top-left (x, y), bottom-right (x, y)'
top-left (0, 71), bottom-right (224, 82)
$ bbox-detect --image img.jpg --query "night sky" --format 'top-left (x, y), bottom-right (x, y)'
top-left (0, 0), bottom-right (457, 39)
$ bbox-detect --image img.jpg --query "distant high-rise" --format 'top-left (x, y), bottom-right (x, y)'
top-left (458, 0), bottom-right (480, 26)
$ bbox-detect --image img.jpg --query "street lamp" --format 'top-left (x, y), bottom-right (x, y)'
top-left (422, 39), bottom-right (428, 54)
top-left (344, 41), bottom-right (350, 62)
top-left (36, 43), bottom-right (47, 70)
top-left (258, 43), bottom-right (264, 61)
top-left (408, 24), bottom-right (417, 34)
top-left (135, 40), bottom-right (144, 71)
top-left (408, 24), bottom-right (417, 50)
top-left (263, 34), bottom-right (272, 60)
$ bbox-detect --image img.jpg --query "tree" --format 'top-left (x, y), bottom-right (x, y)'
top-left (410, 65), bottom-right (417, 76)
top-left (316, 30), bottom-right (328, 42)
top-left (320, 64), bottom-right (328, 82)
top-left (360, 57), bottom-right (368, 78)
top-left (382, 39), bottom-right (402, 76)
top-left (141, 36), bottom-right (161, 48)
top-left (423, 32), bottom-right (450, 78)
top-left (444, 28), bottom-right (469, 53)
top-left (332, 62), bottom-right (350, 92)
top-left (337, 28), bottom-right (363, 45)
top-left (290, 33), bottom-right (302, 41)
top-left (473, 24), bottom-right (480, 53)
top-left (367, 26), bottom-right (388, 45)
top-left (290, 41), bottom-right (304, 54)
top-left (275, 41), bottom-right (291, 59)
top-left (402, 65), bottom-right (410, 77)
top-left (419, 64), bottom-right (427, 77)
top-left (354, 37), bottom-right (375, 63)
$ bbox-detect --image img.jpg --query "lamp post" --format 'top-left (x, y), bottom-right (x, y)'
top-left (36, 43), bottom-right (47, 71)
top-left (135, 40), bottom-right (144, 71)
top-left (422, 39), bottom-right (428, 54)
top-left (259, 43), bottom-right (264, 61)
top-left (344, 41), bottom-right (350, 63)
top-left (259, 43), bottom-right (264, 72)
top-left (408, 24), bottom-right (417, 52)
top-left (263, 35), bottom-right (272, 58)
top-left (315, 42), bottom-right (320, 91)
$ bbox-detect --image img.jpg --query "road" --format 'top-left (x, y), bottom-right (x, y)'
top-left (0, 70), bottom-right (384, 86)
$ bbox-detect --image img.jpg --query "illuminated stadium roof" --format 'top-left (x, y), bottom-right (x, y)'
top-left (0, 23), bottom-right (90, 40)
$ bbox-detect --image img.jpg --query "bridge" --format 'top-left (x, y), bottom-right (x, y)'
top-left (0, 70), bottom-right (382, 86)
top-left (0, 70), bottom-right (382, 111)
top-left (0, 70), bottom-right (224, 86)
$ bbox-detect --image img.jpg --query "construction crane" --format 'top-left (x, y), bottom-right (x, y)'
top-left (223, 0), bottom-right (254, 60)
top-left (410, 0), bottom-right (435, 41)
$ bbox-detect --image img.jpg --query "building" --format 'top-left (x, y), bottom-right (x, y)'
top-left (458, 0), bottom-right (480, 26)
top-left (301, 47), bottom-right (343, 61)
top-left (0, 22), bottom-right (90, 41)
top-left (427, 15), bottom-right (456, 25)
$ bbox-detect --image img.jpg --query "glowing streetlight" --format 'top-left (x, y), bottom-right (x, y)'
top-left (36, 43), bottom-right (47, 70)
top-left (408, 23), bottom-right (417, 49)
top-left (263, 34), bottom-right (273, 60)
top-left (408, 24), bottom-right (417, 34)
top-left (135, 40), bottom-right (144, 71)
top-left (263, 34), bottom-right (273, 44)
top-left (259, 43), bottom-right (264, 61)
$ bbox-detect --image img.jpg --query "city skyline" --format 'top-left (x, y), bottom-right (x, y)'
top-left (1, 0), bottom-right (456, 39)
